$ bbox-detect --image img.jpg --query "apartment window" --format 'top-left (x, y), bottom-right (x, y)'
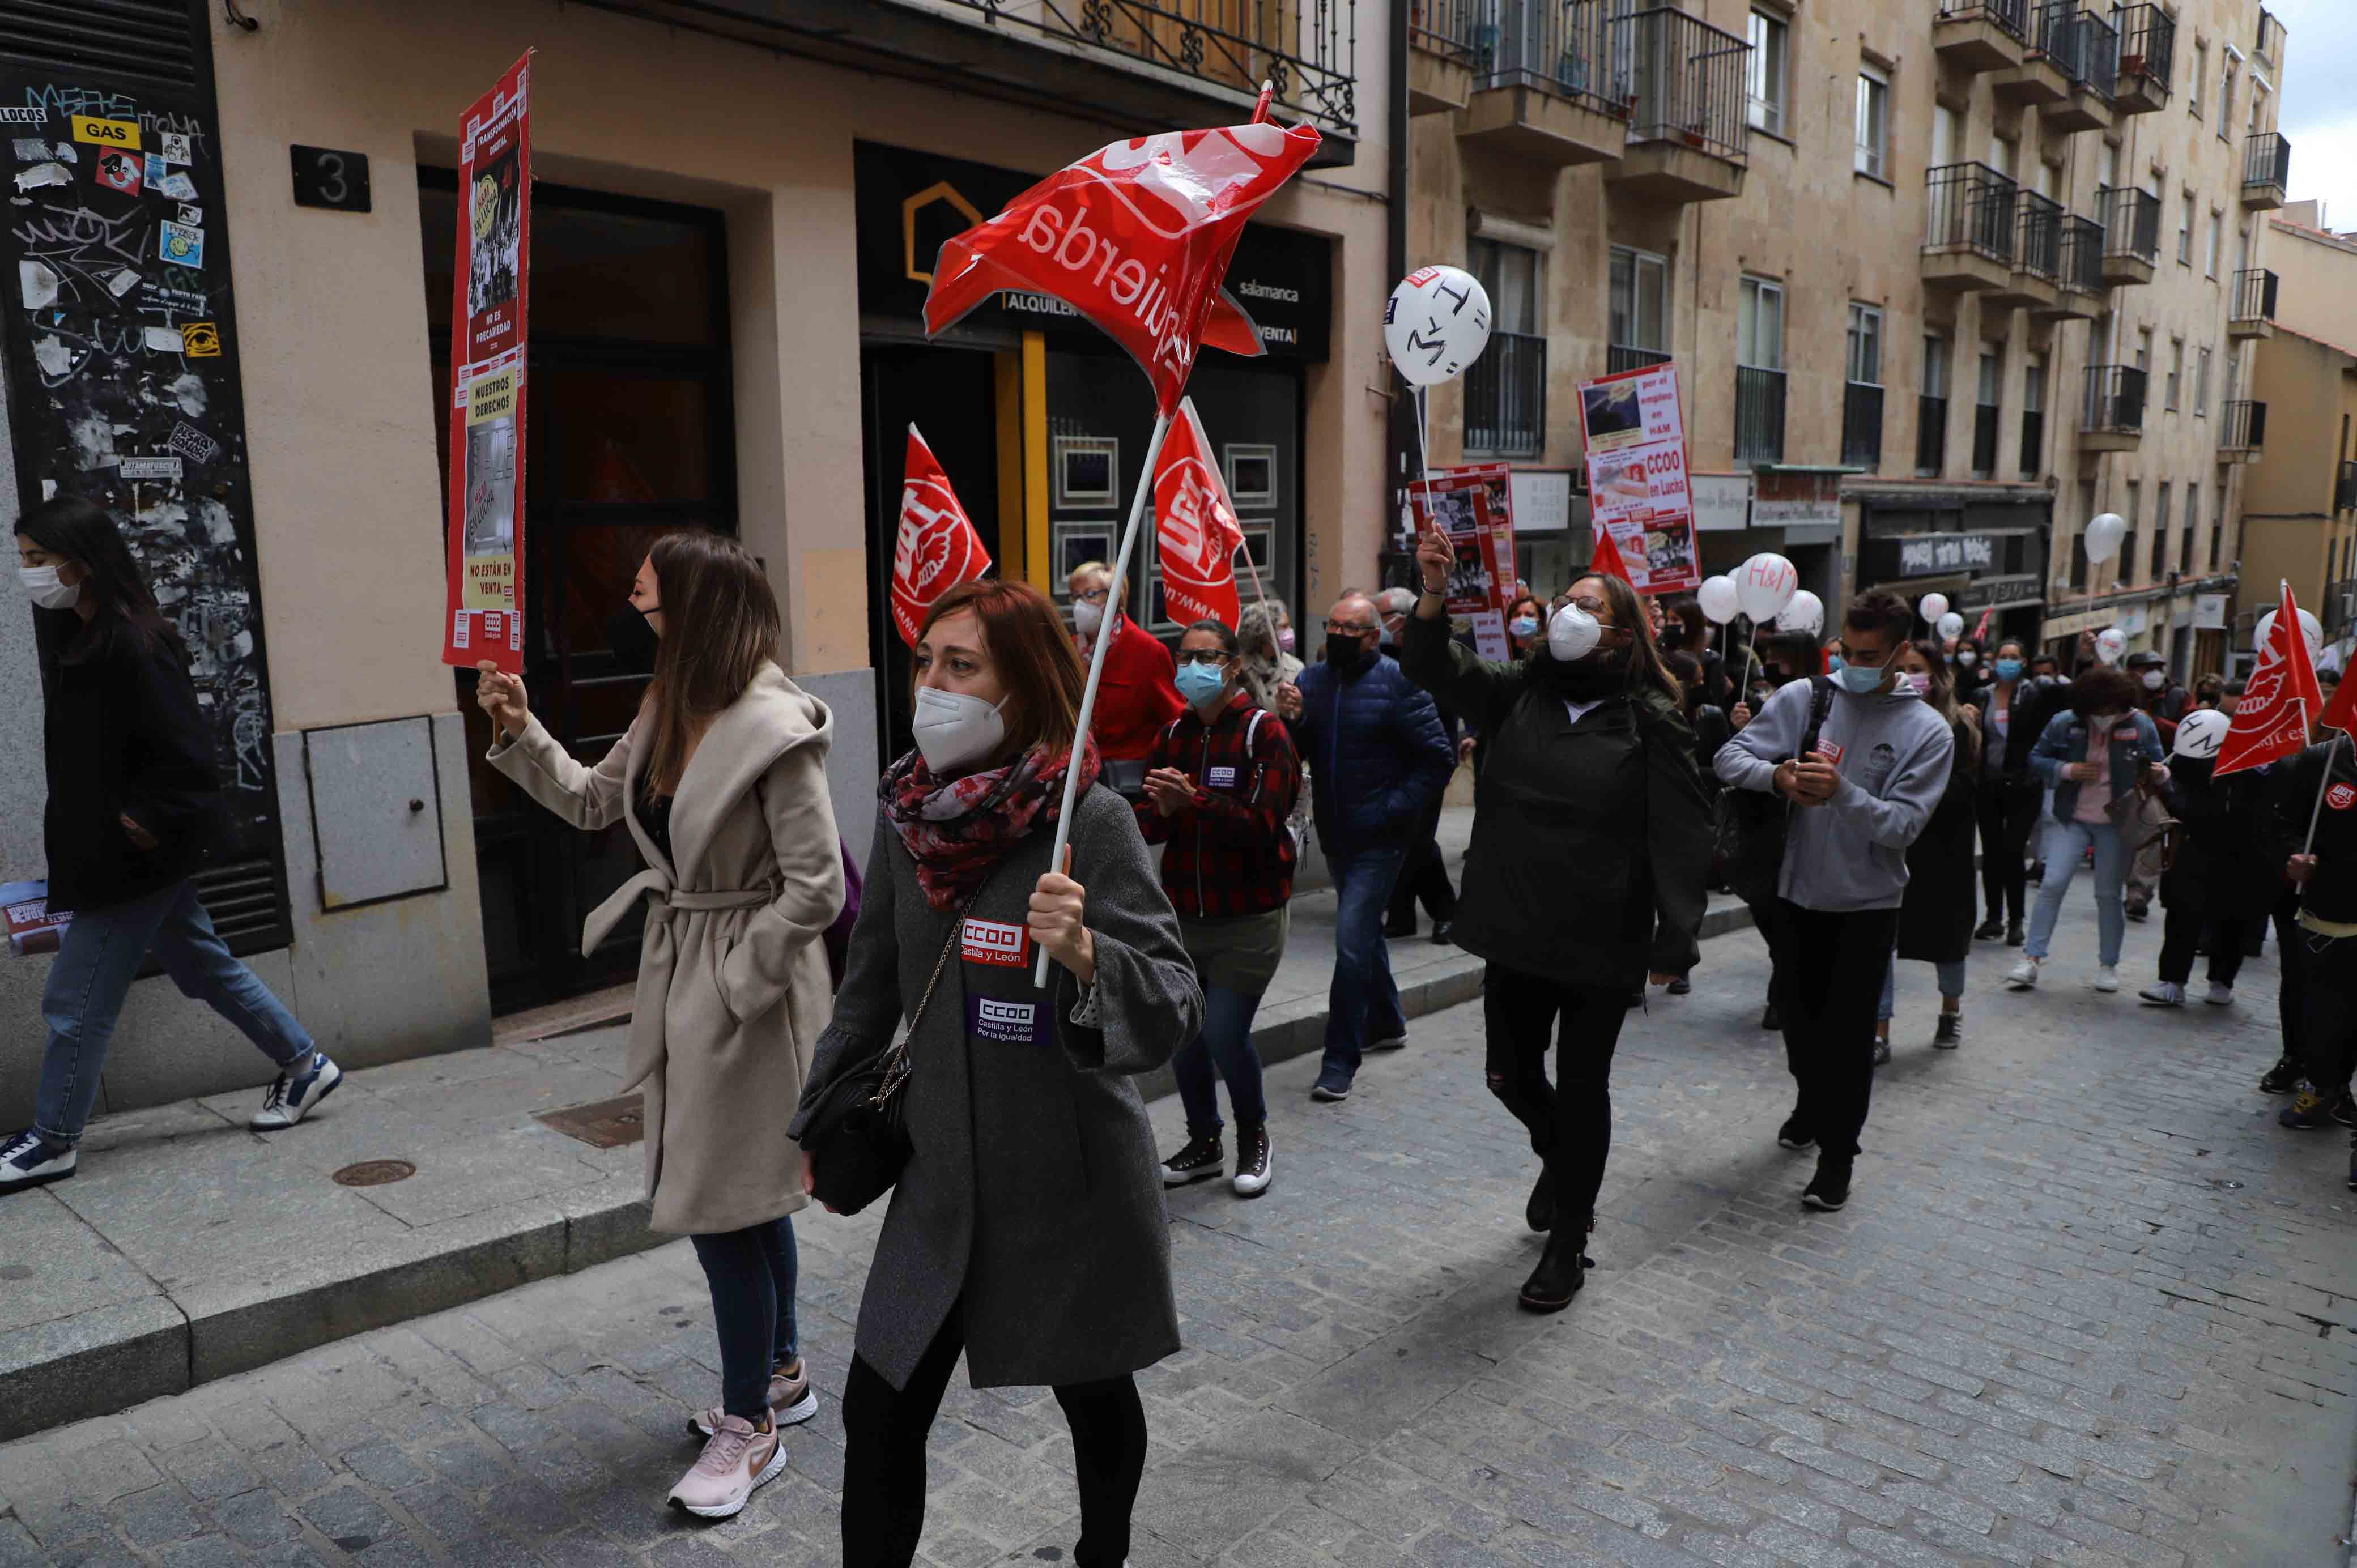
top-left (1855, 62), bottom-right (1890, 181)
top-left (2192, 41), bottom-right (2206, 117)
top-left (1973, 347), bottom-right (2001, 479)
top-left (2020, 356), bottom-right (2046, 478)
top-left (1846, 303), bottom-right (1883, 388)
top-left (2177, 487), bottom-right (2196, 580)
top-left (2135, 327), bottom-right (2152, 374)
top-left (2250, 86), bottom-right (2266, 138)
top-left (2195, 346), bottom-right (2212, 416)
top-left (1845, 303), bottom-right (1885, 470)
top-left (1609, 245), bottom-right (1671, 370)
top-left (1737, 276), bottom-right (1786, 468)
top-left (2221, 61), bottom-right (2235, 139)
top-left (2178, 191), bottom-right (2195, 265)
top-left (1917, 334), bottom-right (1950, 477)
top-left (1465, 237), bottom-right (1545, 458)
top-left (2206, 210), bottom-right (2223, 278)
top-left (1739, 276), bottom-right (1784, 370)
top-left (2121, 481), bottom-right (2142, 583)
top-left (1748, 8), bottom-right (1789, 138)
top-left (2166, 338), bottom-right (2183, 411)
top-left (2156, 483), bottom-right (2174, 573)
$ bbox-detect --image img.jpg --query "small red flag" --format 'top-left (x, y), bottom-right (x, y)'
top-left (2218, 581), bottom-right (2320, 776)
top-left (1972, 605), bottom-right (1994, 644)
top-left (1153, 399), bottom-right (1247, 628)
top-left (1589, 523), bottom-right (1633, 583)
top-left (2321, 663), bottom-right (2357, 735)
top-left (921, 121), bottom-right (1321, 416)
top-left (889, 426), bottom-right (992, 647)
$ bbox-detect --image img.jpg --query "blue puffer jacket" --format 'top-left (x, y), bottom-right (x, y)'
top-left (1292, 647), bottom-right (1456, 858)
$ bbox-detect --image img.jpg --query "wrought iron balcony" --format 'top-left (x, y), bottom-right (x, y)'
top-left (2230, 268), bottom-right (2278, 340)
top-left (1843, 382), bottom-right (1884, 471)
top-left (2219, 399), bottom-right (2266, 462)
top-left (1409, 0), bottom-right (1480, 114)
top-left (1463, 329), bottom-right (1546, 458)
top-left (1735, 365), bottom-right (1785, 468)
top-left (2079, 364), bottom-right (2146, 452)
top-left (1608, 344), bottom-right (1673, 374)
top-left (2096, 184), bottom-right (2160, 285)
top-left (2112, 3), bottom-right (2172, 112)
top-left (1606, 5), bottom-right (1752, 203)
top-left (2034, 214), bottom-right (2105, 318)
top-left (2243, 133), bottom-right (2291, 211)
top-left (2014, 190), bottom-right (2063, 282)
top-left (2036, 2), bottom-right (2115, 131)
top-left (1923, 163), bottom-right (2018, 291)
top-left (1935, 0), bottom-right (2029, 74)
top-left (1458, 0), bottom-right (1634, 165)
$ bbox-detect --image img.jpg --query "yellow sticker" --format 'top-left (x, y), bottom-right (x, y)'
top-left (465, 367), bottom-right (514, 425)
top-left (69, 115), bottom-right (139, 150)
top-left (179, 322), bottom-right (220, 357)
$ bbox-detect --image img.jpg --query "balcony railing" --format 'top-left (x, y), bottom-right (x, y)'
top-left (1607, 344), bottom-right (1673, 374)
top-left (2336, 459), bottom-right (2356, 514)
top-left (1926, 163), bottom-right (2019, 263)
top-left (1972, 403), bottom-right (1999, 476)
top-left (2036, 2), bottom-right (2116, 99)
top-left (2019, 408), bottom-right (2044, 476)
top-left (1463, 329), bottom-right (1545, 457)
top-left (2244, 132), bottom-right (2292, 193)
top-left (1843, 382), bottom-right (1884, 470)
top-left (2082, 364), bottom-right (2147, 434)
top-left (937, 0), bottom-right (1359, 135)
top-left (1735, 365), bottom-right (1785, 467)
top-left (1622, 5), bottom-right (1752, 166)
top-left (1917, 394), bottom-right (1947, 475)
top-left (1935, 0), bottom-right (2029, 42)
top-left (2232, 267), bottom-right (2279, 324)
top-left (2220, 399), bottom-right (2267, 451)
top-left (1474, 0), bottom-right (1619, 103)
top-left (1411, 0), bottom-right (1479, 60)
top-left (2098, 184), bottom-right (2162, 262)
top-left (2016, 190), bottom-right (2063, 281)
top-left (2059, 215), bottom-right (2105, 291)
top-left (2114, 4), bottom-right (2174, 93)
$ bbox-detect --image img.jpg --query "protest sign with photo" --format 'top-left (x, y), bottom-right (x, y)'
top-left (1576, 361), bottom-right (1700, 595)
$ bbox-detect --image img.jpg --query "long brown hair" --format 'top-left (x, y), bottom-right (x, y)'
top-left (915, 577), bottom-right (1087, 761)
top-left (1564, 573), bottom-right (1683, 706)
top-left (640, 531), bottom-right (781, 794)
top-left (1905, 637), bottom-right (1980, 770)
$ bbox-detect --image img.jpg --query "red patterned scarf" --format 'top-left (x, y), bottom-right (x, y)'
top-left (880, 742), bottom-right (1103, 911)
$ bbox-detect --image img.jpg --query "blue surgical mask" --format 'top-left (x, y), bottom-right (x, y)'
top-left (1173, 661), bottom-right (1227, 708)
top-left (1832, 655), bottom-right (1891, 696)
top-left (1508, 616), bottom-right (1539, 640)
top-left (1995, 657), bottom-right (2024, 681)
top-left (1827, 653), bottom-right (1846, 674)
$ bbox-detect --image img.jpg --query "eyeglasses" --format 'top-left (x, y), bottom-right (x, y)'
top-left (1323, 619), bottom-right (1376, 635)
top-left (1074, 586), bottom-right (1110, 604)
top-left (1175, 649), bottom-right (1231, 667)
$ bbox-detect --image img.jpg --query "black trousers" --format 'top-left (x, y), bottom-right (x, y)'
top-left (2158, 904), bottom-right (2250, 988)
top-left (1974, 781), bottom-right (2039, 926)
top-left (1746, 895), bottom-right (1790, 1009)
top-left (2298, 930), bottom-right (2357, 1101)
top-left (1386, 799), bottom-right (1458, 929)
top-left (840, 1311), bottom-right (1146, 1568)
top-left (1482, 964), bottom-right (1631, 1233)
top-left (2272, 891), bottom-right (2311, 1069)
top-left (1769, 901), bottom-right (1901, 1161)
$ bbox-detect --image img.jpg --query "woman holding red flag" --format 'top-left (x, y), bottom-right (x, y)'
top-left (1066, 560), bottom-right (1182, 800)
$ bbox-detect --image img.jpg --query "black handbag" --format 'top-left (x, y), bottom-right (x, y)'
top-left (798, 897), bottom-right (970, 1217)
top-left (1717, 677), bottom-right (1835, 907)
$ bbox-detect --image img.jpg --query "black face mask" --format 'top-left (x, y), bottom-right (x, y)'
top-left (606, 602), bottom-right (660, 677)
top-left (1325, 632), bottom-right (1371, 671)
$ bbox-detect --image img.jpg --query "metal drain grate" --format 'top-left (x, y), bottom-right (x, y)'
top-left (332, 1160), bottom-right (416, 1187)
top-left (534, 1094), bottom-right (646, 1149)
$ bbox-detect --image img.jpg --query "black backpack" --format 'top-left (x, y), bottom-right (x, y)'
top-left (1713, 677), bottom-right (1836, 907)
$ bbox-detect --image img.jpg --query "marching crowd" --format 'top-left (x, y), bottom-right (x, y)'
top-left (5, 498), bottom-right (2351, 1564)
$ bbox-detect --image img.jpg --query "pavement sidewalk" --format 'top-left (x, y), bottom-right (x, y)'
top-left (2, 808), bottom-right (1765, 1442)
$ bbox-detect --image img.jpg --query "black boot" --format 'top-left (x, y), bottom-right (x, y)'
top-left (1524, 1167), bottom-right (1555, 1234)
top-left (1974, 917), bottom-right (2003, 941)
top-left (2005, 919), bottom-right (2025, 947)
top-left (1518, 1225), bottom-right (1593, 1313)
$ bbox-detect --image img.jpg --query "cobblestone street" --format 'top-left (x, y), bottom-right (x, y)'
top-left (3, 898), bottom-right (2353, 1568)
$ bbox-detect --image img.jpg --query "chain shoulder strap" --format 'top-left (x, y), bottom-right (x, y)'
top-left (869, 884), bottom-right (982, 1110)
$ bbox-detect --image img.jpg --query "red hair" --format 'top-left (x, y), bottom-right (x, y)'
top-left (914, 578), bottom-right (1088, 758)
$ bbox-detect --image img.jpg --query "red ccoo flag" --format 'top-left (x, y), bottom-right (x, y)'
top-left (1589, 523), bottom-right (1633, 584)
top-left (921, 120), bottom-right (1322, 416)
top-left (888, 425), bottom-right (992, 647)
top-left (1154, 399), bottom-right (1248, 628)
top-left (2217, 581), bottom-right (2321, 776)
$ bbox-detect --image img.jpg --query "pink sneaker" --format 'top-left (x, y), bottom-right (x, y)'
top-left (690, 1361), bottom-right (817, 1437)
top-left (666, 1414), bottom-right (784, 1519)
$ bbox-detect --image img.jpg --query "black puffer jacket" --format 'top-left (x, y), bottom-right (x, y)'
top-left (39, 607), bottom-right (223, 913)
top-left (1403, 613), bottom-right (1710, 987)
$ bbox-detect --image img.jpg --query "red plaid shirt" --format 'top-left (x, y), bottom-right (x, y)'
top-left (1135, 690), bottom-right (1301, 918)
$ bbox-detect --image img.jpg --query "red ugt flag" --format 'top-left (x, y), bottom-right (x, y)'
top-left (1154, 399), bottom-right (1248, 628)
top-left (889, 426), bottom-right (991, 647)
top-left (921, 120), bottom-right (1322, 416)
top-left (2217, 581), bottom-right (2320, 776)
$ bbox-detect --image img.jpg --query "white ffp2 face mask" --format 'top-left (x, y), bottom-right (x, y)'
top-left (911, 684), bottom-right (1007, 775)
top-left (1073, 599), bottom-right (1104, 638)
top-left (19, 565), bottom-right (78, 611)
top-left (1547, 602), bottom-right (1602, 662)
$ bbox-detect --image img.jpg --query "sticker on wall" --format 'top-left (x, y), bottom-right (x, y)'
top-left (180, 322), bottom-right (219, 357)
top-left (143, 151), bottom-right (168, 187)
top-left (155, 171), bottom-right (195, 202)
top-left (17, 259), bottom-right (56, 309)
top-left (10, 138), bottom-right (46, 161)
top-left (12, 162), bottom-right (66, 191)
top-left (0, 107), bottom-right (45, 125)
top-left (105, 267), bottom-right (139, 299)
top-left (157, 220), bottom-right (203, 267)
top-left (142, 325), bottom-right (184, 354)
top-left (117, 455), bottom-right (181, 480)
top-left (166, 421), bottom-right (220, 465)
top-left (176, 204), bottom-right (202, 226)
top-left (160, 131), bottom-right (192, 164)
top-left (68, 114), bottom-right (138, 149)
top-left (92, 147), bottom-right (140, 195)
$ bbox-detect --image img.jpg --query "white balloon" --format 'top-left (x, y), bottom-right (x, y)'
top-left (1917, 593), bottom-right (1950, 625)
top-left (1778, 589), bottom-right (1826, 637)
top-left (2083, 512), bottom-right (2126, 565)
top-left (2172, 708), bottom-right (2231, 760)
top-left (1936, 612), bottom-right (1965, 640)
top-left (2094, 628), bottom-right (2128, 664)
top-left (2254, 607), bottom-right (2325, 658)
top-left (1384, 266), bottom-right (1494, 387)
top-left (1735, 552), bottom-right (1799, 623)
top-left (1696, 574), bottom-right (1742, 625)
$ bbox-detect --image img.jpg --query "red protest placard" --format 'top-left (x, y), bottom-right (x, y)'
top-left (440, 53), bottom-right (534, 674)
top-left (1577, 361), bottom-right (1699, 596)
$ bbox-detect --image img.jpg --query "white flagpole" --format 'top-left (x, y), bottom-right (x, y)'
top-left (2304, 730), bottom-right (2345, 856)
top-left (1037, 408), bottom-right (1175, 988)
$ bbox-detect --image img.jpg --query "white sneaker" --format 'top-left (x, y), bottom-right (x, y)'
top-left (2138, 981), bottom-right (2184, 1007)
top-left (0, 1128), bottom-right (74, 1192)
top-left (250, 1053), bottom-right (341, 1130)
top-left (2205, 983), bottom-right (2235, 1006)
top-left (2003, 958), bottom-right (2040, 990)
top-left (2093, 966), bottom-right (2121, 993)
top-left (667, 1415), bottom-right (784, 1518)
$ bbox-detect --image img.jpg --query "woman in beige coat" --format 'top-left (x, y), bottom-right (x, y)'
top-left (475, 532), bottom-right (842, 1522)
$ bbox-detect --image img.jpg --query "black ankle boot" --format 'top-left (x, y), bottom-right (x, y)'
top-left (1517, 1224), bottom-right (1593, 1313)
top-left (1524, 1168), bottom-right (1555, 1234)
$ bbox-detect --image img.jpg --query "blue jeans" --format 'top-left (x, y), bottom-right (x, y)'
top-left (1173, 985), bottom-right (1269, 1136)
top-left (35, 878), bottom-right (313, 1147)
top-left (688, 1216), bottom-right (799, 1421)
top-left (2025, 818), bottom-right (2128, 965)
top-left (1321, 847), bottom-right (1408, 1077)
top-left (1879, 954), bottom-right (1967, 1020)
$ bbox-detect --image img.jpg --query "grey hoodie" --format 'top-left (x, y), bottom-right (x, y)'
top-left (1715, 677), bottom-right (1956, 911)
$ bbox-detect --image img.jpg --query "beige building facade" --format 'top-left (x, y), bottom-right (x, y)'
top-left (1407, 0), bottom-right (2288, 679)
top-left (0, 0), bottom-right (1392, 1119)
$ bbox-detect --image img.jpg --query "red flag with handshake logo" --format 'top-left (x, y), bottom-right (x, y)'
top-left (921, 117), bottom-right (1321, 416)
top-left (2217, 581), bottom-right (2321, 776)
top-left (1154, 399), bottom-right (1248, 628)
top-left (888, 425), bottom-right (991, 647)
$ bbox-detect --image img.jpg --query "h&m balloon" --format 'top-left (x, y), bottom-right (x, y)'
top-left (1735, 552), bottom-right (1799, 623)
top-left (2254, 607), bottom-right (2324, 658)
top-left (1779, 589), bottom-right (1826, 637)
top-left (1384, 266), bottom-right (1493, 387)
top-left (1917, 593), bottom-right (1950, 624)
top-left (2172, 708), bottom-right (2230, 760)
top-left (1935, 612), bottom-right (1965, 640)
top-left (2094, 628), bottom-right (2128, 664)
top-left (1696, 574), bottom-right (1742, 625)
top-left (2083, 512), bottom-right (2126, 565)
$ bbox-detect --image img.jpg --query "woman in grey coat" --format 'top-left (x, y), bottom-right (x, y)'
top-left (790, 576), bottom-right (1202, 1568)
